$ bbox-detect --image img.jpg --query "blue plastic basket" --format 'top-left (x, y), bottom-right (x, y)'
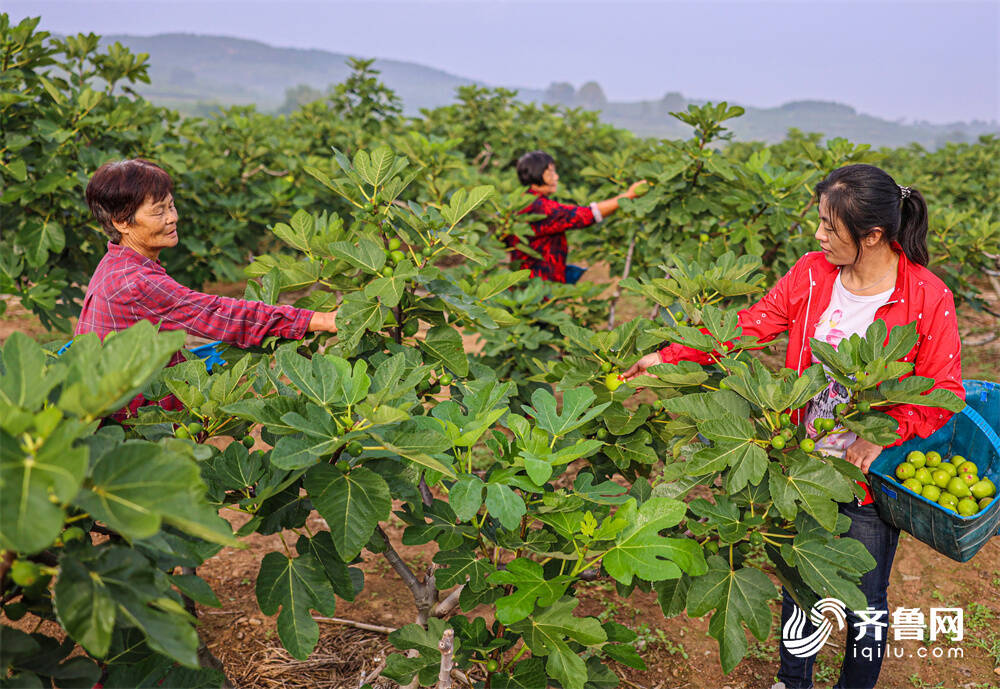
top-left (868, 380), bottom-right (1000, 562)
top-left (57, 339), bottom-right (227, 372)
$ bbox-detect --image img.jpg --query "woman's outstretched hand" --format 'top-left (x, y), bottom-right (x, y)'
top-left (307, 311), bottom-right (338, 334)
top-left (625, 179), bottom-right (649, 199)
top-left (622, 352), bottom-right (662, 382)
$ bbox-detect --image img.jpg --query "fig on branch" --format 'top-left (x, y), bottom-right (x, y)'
top-left (61, 526), bottom-right (85, 543)
top-left (10, 561), bottom-right (41, 588)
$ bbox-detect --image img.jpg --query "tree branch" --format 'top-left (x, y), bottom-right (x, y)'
top-left (432, 585), bottom-right (464, 618)
top-left (378, 526), bottom-right (422, 594)
top-left (240, 164), bottom-right (290, 181)
top-left (608, 229), bottom-right (638, 329)
top-left (418, 475), bottom-right (434, 507)
top-left (436, 628), bottom-right (455, 689)
top-left (377, 527), bottom-right (438, 624)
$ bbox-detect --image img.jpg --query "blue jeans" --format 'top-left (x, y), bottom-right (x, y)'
top-left (777, 501), bottom-right (900, 689)
top-left (564, 264), bottom-right (586, 284)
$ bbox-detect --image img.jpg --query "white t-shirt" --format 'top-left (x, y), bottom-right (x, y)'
top-left (804, 273), bottom-right (895, 456)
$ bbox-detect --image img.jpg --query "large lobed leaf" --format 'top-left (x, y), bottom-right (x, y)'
top-left (303, 464), bottom-right (391, 560)
top-left (508, 598), bottom-right (606, 689)
top-left (255, 551), bottom-right (336, 659)
top-left (686, 555), bottom-right (776, 673)
top-left (602, 497), bottom-right (707, 584)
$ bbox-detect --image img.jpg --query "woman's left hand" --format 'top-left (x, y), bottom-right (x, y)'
top-left (845, 437), bottom-right (883, 473)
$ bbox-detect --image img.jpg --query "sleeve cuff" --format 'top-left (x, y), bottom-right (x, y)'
top-left (289, 308), bottom-right (315, 339)
top-left (659, 347), bottom-right (671, 363)
top-left (590, 202), bottom-right (603, 223)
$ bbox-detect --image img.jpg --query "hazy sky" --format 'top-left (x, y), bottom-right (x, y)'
top-left (8, 0), bottom-right (999, 124)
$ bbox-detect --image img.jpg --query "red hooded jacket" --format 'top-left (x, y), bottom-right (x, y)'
top-left (659, 247), bottom-right (965, 503)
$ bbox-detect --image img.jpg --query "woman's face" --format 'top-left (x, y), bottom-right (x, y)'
top-left (815, 197), bottom-right (858, 266)
top-left (116, 193), bottom-right (178, 259)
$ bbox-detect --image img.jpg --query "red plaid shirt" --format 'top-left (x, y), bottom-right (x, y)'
top-left (76, 242), bottom-right (314, 420)
top-left (506, 190), bottom-right (598, 283)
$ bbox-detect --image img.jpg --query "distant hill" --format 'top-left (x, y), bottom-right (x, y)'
top-left (100, 33), bottom-right (496, 113)
top-left (100, 33), bottom-right (997, 149)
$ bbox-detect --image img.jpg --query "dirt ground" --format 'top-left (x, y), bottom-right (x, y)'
top-left (193, 500), bottom-right (1000, 689)
top-left (3, 268), bottom-right (1000, 689)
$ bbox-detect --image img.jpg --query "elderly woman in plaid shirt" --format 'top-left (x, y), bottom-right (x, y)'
top-left (506, 150), bottom-right (646, 284)
top-left (76, 159), bottom-right (337, 421)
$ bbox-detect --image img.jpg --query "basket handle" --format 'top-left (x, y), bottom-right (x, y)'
top-left (959, 404), bottom-right (1000, 458)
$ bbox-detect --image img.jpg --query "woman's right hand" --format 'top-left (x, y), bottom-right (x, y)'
top-left (625, 179), bottom-right (649, 199)
top-left (623, 352), bottom-right (662, 381)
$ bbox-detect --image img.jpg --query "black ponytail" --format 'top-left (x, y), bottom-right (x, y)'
top-left (815, 164), bottom-right (929, 266)
top-left (898, 187), bottom-right (929, 266)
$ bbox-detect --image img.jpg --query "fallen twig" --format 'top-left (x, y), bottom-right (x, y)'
top-left (359, 657), bottom-right (386, 688)
top-left (313, 616), bottom-right (397, 635)
top-left (620, 677), bottom-right (650, 689)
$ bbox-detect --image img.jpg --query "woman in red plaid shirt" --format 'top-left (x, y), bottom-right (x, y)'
top-left (76, 159), bottom-right (338, 421)
top-left (506, 150), bottom-right (646, 283)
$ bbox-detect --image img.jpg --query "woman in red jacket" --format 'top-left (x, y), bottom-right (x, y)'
top-left (625, 164), bottom-right (963, 689)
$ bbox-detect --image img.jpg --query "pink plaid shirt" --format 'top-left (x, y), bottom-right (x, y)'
top-left (76, 242), bottom-right (314, 420)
